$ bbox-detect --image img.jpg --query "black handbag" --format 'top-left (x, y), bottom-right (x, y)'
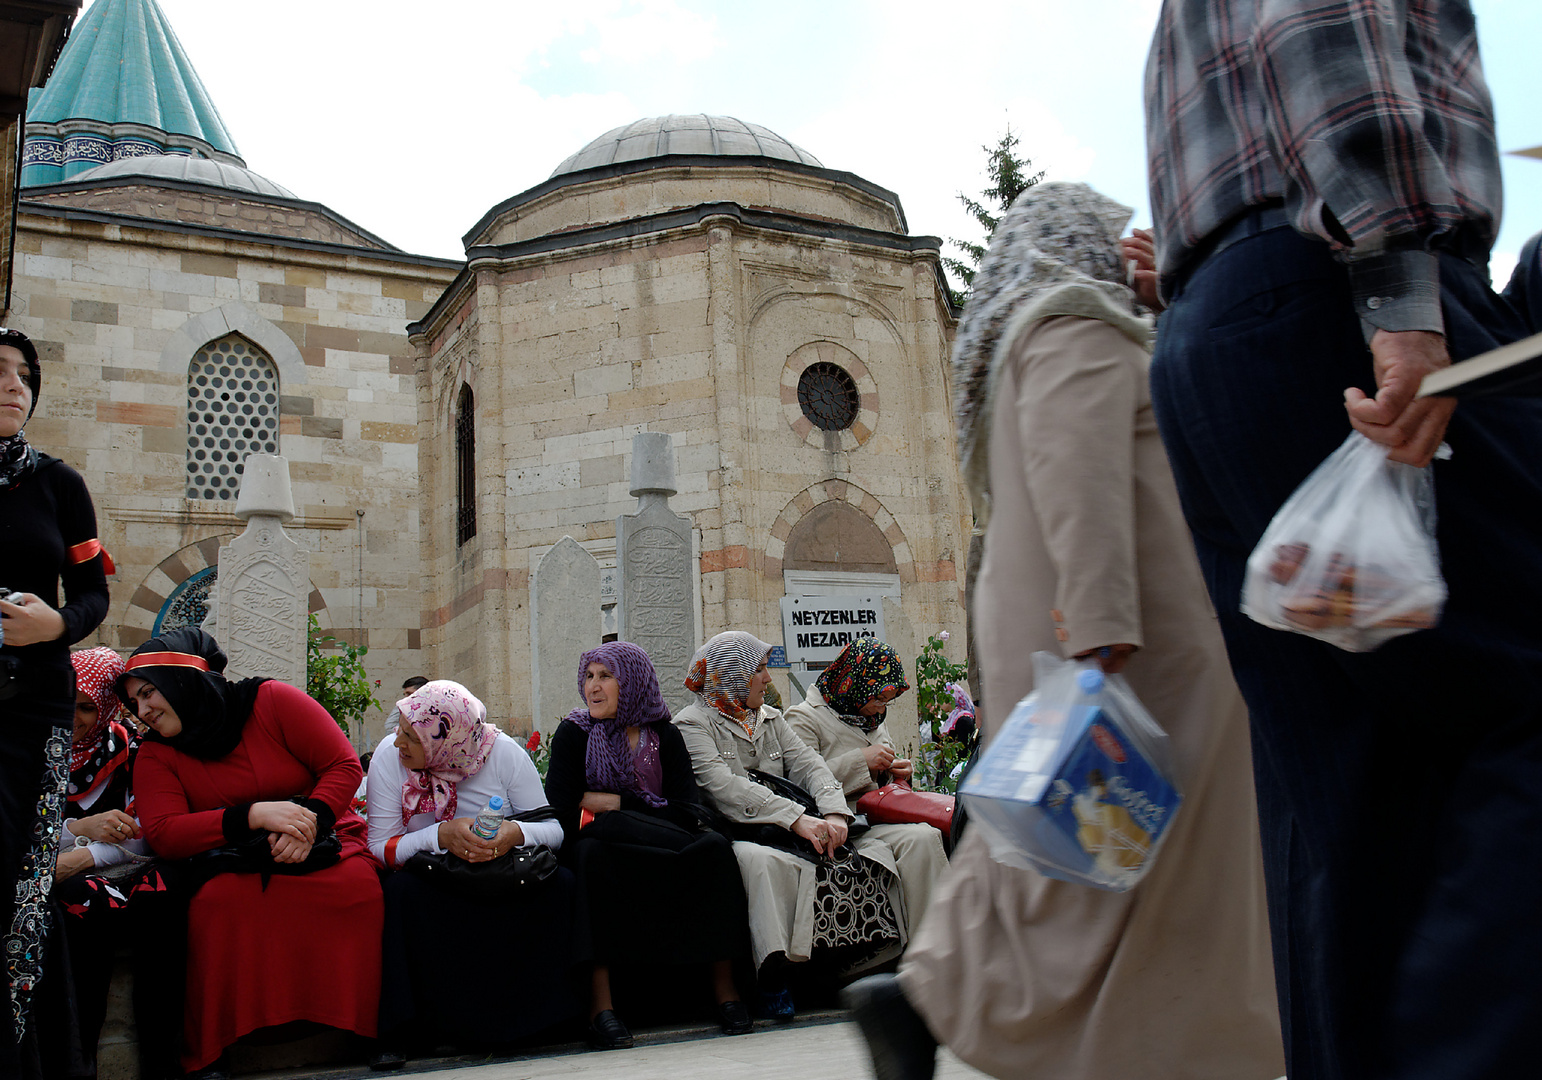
top-left (185, 829), bottom-right (342, 888)
top-left (580, 807), bottom-right (708, 852)
top-left (735, 769), bottom-right (862, 863)
top-left (402, 805), bottom-right (560, 900)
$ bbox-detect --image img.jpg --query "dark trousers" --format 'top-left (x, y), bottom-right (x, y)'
top-left (1150, 222), bottom-right (1542, 1080)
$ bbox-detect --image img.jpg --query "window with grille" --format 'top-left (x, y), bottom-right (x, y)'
top-left (456, 384), bottom-right (476, 546)
top-left (186, 335), bottom-right (280, 500)
top-left (797, 361), bottom-right (860, 431)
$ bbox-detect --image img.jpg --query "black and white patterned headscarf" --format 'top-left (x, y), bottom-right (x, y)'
top-left (952, 182), bottom-right (1152, 525)
top-left (684, 631), bottom-right (775, 737)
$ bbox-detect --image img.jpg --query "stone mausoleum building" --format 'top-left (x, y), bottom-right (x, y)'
top-left (10, 0), bottom-right (969, 735)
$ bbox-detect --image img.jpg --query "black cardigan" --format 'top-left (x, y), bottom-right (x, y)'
top-left (543, 719), bottom-right (705, 847)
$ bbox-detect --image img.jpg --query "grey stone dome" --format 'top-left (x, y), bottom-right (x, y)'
top-left (69, 154), bottom-right (296, 198)
top-left (551, 114), bottom-right (822, 178)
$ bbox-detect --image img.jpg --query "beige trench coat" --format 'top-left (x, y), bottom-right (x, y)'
top-left (784, 687), bottom-right (949, 939)
top-left (674, 701), bottom-right (902, 969)
top-left (899, 316), bottom-right (1284, 1079)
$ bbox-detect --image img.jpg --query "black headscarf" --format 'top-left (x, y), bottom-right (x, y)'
top-left (0, 327), bottom-right (41, 488)
top-left (115, 628), bottom-right (269, 761)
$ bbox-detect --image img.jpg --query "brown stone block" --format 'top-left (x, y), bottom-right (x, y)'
top-left (770, 516), bottom-right (793, 542)
top-left (780, 384), bottom-right (798, 405)
top-left (356, 329), bottom-right (408, 356)
top-left (381, 278), bottom-right (427, 302)
top-left (301, 417), bottom-right (344, 439)
top-left (407, 629), bottom-right (421, 650)
top-left (306, 325), bottom-right (359, 351)
top-left (607, 376), bottom-right (712, 412)
top-left (28, 295), bottom-right (70, 320)
top-left (699, 546), bottom-right (749, 573)
top-left (792, 490), bottom-right (816, 516)
top-left (98, 401), bottom-right (180, 427)
top-left (859, 393), bottom-right (879, 412)
top-left (259, 281), bottom-right (307, 307)
top-left (141, 426), bottom-right (183, 454)
top-left (858, 493), bottom-right (882, 518)
top-left (825, 479), bottom-right (849, 502)
top-left (118, 626), bottom-right (151, 649)
top-left (72, 299), bottom-right (118, 324)
top-left (280, 395), bottom-right (314, 416)
top-left (792, 416), bottom-right (813, 440)
top-left (300, 346), bottom-right (326, 367)
top-left (181, 252), bottom-right (238, 278)
top-left (280, 416), bottom-right (302, 435)
top-left (130, 584), bottom-right (167, 611)
top-left (850, 421), bottom-right (871, 442)
top-left (882, 521), bottom-right (906, 544)
top-left (361, 421), bottom-right (417, 444)
top-left (286, 267), bottom-right (326, 288)
top-left (389, 355), bottom-right (415, 376)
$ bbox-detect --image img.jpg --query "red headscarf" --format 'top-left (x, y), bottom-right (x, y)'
top-left (69, 647), bottom-right (133, 803)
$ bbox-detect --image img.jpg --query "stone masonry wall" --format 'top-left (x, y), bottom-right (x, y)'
top-left (10, 207), bottom-right (456, 732)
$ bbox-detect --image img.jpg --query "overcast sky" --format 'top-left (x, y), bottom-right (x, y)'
top-left (143, 0), bottom-right (1541, 286)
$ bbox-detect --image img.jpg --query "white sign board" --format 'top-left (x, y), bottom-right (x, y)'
top-left (780, 595), bottom-right (887, 665)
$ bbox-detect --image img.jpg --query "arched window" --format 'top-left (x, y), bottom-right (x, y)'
top-left (186, 334), bottom-right (280, 500)
top-left (456, 384), bottom-right (476, 546)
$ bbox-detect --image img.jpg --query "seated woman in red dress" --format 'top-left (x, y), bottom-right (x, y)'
top-left (119, 628), bottom-right (383, 1078)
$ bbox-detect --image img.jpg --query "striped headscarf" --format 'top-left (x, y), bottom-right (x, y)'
top-left (684, 631), bottom-right (775, 737)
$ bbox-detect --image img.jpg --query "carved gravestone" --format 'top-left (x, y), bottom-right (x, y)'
top-left (617, 432), bottom-right (696, 712)
top-left (881, 596), bottom-right (920, 759)
top-left (216, 455), bottom-right (310, 686)
top-left (530, 536), bottom-right (602, 732)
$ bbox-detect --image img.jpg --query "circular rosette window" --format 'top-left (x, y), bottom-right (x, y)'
top-left (781, 341), bottom-right (879, 450)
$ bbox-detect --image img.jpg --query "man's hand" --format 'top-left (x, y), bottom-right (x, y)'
top-left (1119, 228), bottom-right (1163, 312)
top-left (1344, 329), bottom-right (1456, 466)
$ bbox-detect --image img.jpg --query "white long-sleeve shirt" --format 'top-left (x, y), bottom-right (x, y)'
top-left (61, 781), bottom-right (150, 868)
top-left (365, 731), bottom-right (563, 867)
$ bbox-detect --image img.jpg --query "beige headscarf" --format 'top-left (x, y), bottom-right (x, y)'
top-left (952, 181), bottom-right (1152, 527)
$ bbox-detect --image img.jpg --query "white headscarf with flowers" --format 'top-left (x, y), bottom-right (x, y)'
top-left (398, 680), bottom-right (499, 825)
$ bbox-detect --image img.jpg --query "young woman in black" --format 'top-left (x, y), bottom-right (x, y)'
top-left (0, 326), bottom-right (110, 1074)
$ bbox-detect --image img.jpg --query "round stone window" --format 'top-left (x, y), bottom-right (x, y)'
top-left (798, 362), bottom-right (860, 431)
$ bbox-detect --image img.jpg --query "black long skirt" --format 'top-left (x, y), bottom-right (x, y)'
top-left (377, 865), bottom-right (581, 1051)
top-left (572, 826), bottom-right (749, 966)
top-left (0, 663), bottom-right (73, 1077)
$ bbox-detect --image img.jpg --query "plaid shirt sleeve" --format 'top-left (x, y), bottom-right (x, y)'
top-left (1146, 0), bottom-right (1502, 334)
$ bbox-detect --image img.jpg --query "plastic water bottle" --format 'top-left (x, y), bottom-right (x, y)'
top-left (471, 795), bottom-right (504, 841)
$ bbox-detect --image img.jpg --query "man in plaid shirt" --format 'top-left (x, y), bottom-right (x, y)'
top-left (1142, 3), bottom-right (1542, 1079)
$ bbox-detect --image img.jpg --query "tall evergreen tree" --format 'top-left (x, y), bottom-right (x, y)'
top-left (944, 126), bottom-right (1045, 308)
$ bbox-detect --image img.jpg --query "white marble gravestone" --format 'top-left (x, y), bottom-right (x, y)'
top-left (617, 432), bottom-right (696, 712)
top-left (530, 536), bottom-right (602, 732)
top-left (215, 455), bottom-right (310, 686)
top-left (881, 595), bottom-right (920, 759)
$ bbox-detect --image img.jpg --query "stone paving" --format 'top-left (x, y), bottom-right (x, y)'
top-left (238, 1014), bottom-right (987, 1080)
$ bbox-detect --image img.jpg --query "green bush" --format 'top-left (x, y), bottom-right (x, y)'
top-left (306, 613), bottom-right (382, 738)
top-left (913, 631), bottom-right (976, 794)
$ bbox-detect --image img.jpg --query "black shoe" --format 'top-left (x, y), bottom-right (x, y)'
top-left (716, 999), bottom-right (753, 1035)
top-left (187, 1065), bottom-right (230, 1080)
top-left (369, 1046), bottom-right (407, 1071)
top-left (587, 1008), bottom-right (634, 1050)
top-left (842, 974), bottom-right (937, 1080)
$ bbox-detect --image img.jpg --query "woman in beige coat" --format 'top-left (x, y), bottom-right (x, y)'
top-left (846, 182), bottom-right (1283, 1080)
top-left (783, 639), bottom-right (947, 941)
top-left (674, 631), bottom-right (904, 1021)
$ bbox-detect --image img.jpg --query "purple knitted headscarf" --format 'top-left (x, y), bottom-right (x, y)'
top-left (565, 641), bottom-right (673, 808)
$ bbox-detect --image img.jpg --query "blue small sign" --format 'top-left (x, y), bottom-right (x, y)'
top-left (766, 645), bottom-right (789, 668)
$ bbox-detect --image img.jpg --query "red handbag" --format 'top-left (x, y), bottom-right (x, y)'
top-left (856, 782), bottom-right (956, 850)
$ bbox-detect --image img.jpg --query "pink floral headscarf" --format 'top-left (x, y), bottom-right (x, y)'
top-left (398, 680), bottom-right (499, 825)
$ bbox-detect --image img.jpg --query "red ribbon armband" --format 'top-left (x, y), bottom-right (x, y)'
top-left (67, 538), bottom-right (116, 575)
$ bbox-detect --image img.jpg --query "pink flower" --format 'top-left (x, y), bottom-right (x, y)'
top-left (939, 630), bottom-right (950, 641)
top-left (526, 730), bottom-right (542, 752)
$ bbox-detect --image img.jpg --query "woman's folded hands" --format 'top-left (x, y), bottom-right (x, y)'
top-left (251, 800), bottom-right (317, 863)
top-left (791, 813), bottom-right (850, 855)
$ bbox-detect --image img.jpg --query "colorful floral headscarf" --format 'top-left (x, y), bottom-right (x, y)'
top-left (565, 641), bottom-right (672, 808)
top-left (952, 181), bottom-right (1151, 527)
top-left (398, 680), bottom-right (499, 825)
top-left (816, 639), bottom-right (910, 733)
top-left (69, 647), bottom-right (133, 802)
top-left (684, 631), bottom-right (775, 737)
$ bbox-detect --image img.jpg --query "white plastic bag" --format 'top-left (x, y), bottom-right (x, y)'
top-left (1241, 432), bottom-right (1445, 652)
top-left (960, 652), bottom-right (1181, 892)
